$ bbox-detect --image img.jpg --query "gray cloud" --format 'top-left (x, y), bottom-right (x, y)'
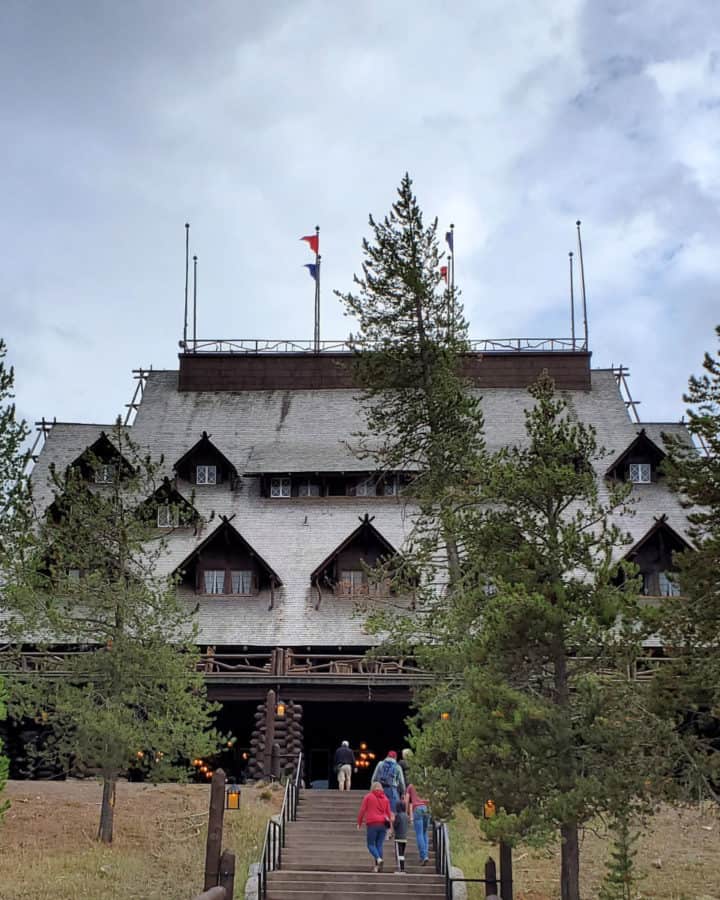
top-left (1, 0), bottom-right (718, 430)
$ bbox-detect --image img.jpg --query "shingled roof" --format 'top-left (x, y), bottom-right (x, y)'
top-left (27, 365), bottom-right (694, 647)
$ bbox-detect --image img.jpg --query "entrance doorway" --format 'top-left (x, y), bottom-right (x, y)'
top-left (301, 699), bottom-right (411, 789)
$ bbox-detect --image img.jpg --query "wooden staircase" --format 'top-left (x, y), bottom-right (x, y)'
top-left (265, 790), bottom-right (445, 899)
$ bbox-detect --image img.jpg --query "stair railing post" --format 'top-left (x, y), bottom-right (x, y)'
top-left (500, 841), bottom-right (514, 900)
top-left (203, 769), bottom-right (226, 890)
top-left (484, 856), bottom-right (498, 896)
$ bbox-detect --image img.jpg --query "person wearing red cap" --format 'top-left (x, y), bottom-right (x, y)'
top-left (371, 750), bottom-right (405, 812)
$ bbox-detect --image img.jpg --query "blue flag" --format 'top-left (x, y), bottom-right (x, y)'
top-left (445, 230), bottom-right (454, 253)
top-left (304, 263), bottom-right (318, 281)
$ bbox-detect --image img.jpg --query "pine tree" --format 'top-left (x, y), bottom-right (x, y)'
top-left (408, 376), bottom-right (675, 900)
top-left (599, 805), bottom-right (643, 900)
top-left (336, 173), bottom-right (486, 584)
top-left (0, 338), bottom-right (30, 823)
top-left (5, 421), bottom-right (218, 843)
top-left (656, 325), bottom-right (720, 797)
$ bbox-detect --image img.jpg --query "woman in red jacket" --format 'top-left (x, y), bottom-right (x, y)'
top-left (357, 781), bottom-right (392, 871)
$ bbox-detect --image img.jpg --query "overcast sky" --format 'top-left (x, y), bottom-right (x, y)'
top-left (2, 0), bottom-right (718, 435)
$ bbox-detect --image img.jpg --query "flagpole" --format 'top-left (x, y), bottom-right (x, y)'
top-left (314, 225), bottom-right (320, 353)
top-left (183, 223), bottom-right (190, 350)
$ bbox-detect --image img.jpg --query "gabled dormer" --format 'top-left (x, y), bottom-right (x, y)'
top-left (310, 514), bottom-right (398, 605)
top-left (174, 517), bottom-right (281, 607)
top-left (623, 516), bottom-right (691, 598)
top-left (70, 431), bottom-right (134, 484)
top-left (173, 432), bottom-right (237, 487)
top-left (137, 478), bottom-right (200, 530)
top-left (606, 429), bottom-right (665, 485)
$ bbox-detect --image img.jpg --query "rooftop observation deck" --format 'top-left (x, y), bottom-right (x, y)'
top-left (177, 337), bottom-right (592, 392)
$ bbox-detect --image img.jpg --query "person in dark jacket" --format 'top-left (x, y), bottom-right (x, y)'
top-left (392, 800), bottom-right (409, 873)
top-left (333, 740), bottom-right (356, 791)
top-left (357, 782), bottom-right (392, 871)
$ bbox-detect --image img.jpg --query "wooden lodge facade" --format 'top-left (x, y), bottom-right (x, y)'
top-left (13, 343), bottom-right (694, 784)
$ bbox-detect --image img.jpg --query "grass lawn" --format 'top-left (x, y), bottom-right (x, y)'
top-left (449, 804), bottom-right (720, 900)
top-left (0, 779), bottom-right (282, 900)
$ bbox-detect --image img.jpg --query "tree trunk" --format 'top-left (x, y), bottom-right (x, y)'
top-left (560, 822), bottom-right (580, 900)
top-left (97, 775), bottom-right (117, 844)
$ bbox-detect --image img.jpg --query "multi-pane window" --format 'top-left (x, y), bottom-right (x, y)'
top-left (297, 480), bottom-right (321, 497)
top-left (95, 464), bottom-right (115, 484)
top-left (339, 570), bottom-right (366, 595)
top-left (658, 571), bottom-right (681, 597)
top-left (270, 477), bottom-right (291, 498)
top-left (203, 570), bottom-right (225, 594)
top-left (196, 465), bottom-right (217, 485)
top-left (157, 505), bottom-right (179, 528)
top-left (381, 477), bottom-right (399, 496)
top-left (230, 570), bottom-right (253, 594)
top-left (629, 463), bottom-right (652, 484)
top-left (347, 478), bottom-right (376, 497)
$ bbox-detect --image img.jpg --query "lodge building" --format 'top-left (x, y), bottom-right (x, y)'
top-left (21, 340), bottom-right (693, 785)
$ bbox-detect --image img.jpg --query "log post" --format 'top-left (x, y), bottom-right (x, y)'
top-left (484, 856), bottom-right (498, 896)
top-left (500, 842), bottom-right (513, 900)
top-left (203, 769), bottom-right (226, 890)
top-left (218, 849), bottom-right (236, 899)
top-left (262, 689), bottom-right (276, 777)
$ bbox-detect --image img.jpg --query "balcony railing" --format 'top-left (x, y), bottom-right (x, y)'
top-left (180, 337), bottom-right (589, 355)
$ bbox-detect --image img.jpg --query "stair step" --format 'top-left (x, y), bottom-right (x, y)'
top-left (268, 882), bottom-right (443, 895)
top-left (268, 871), bottom-right (443, 884)
top-left (266, 891), bottom-right (443, 899)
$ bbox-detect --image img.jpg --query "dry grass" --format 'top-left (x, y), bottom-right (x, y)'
top-left (450, 804), bottom-right (720, 900)
top-left (0, 779), bottom-right (282, 900)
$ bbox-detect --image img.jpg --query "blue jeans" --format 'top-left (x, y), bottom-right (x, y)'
top-left (413, 806), bottom-right (430, 860)
top-left (382, 785), bottom-right (399, 812)
top-left (366, 824), bottom-right (386, 860)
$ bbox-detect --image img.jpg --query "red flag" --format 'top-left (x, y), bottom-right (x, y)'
top-left (440, 265), bottom-right (448, 283)
top-left (300, 234), bottom-right (319, 255)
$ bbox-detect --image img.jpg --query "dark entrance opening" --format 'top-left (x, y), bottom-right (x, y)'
top-left (211, 700), bottom-right (258, 782)
top-left (301, 700), bottom-right (411, 790)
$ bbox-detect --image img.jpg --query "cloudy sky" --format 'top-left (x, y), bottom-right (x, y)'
top-left (2, 0), bottom-right (718, 434)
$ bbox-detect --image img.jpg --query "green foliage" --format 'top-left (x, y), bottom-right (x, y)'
top-left (4, 421), bottom-right (219, 839)
top-left (397, 376), bottom-right (674, 899)
top-left (599, 807), bottom-right (643, 900)
top-left (336, 174), bottom-right (486, 562)
top-left (0, 677), bottom-right (9, 823)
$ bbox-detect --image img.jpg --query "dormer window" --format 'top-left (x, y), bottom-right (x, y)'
top-left (203, 569), bottom-right (225, 594)
top-left (629, 463), bottom-right (651, 484)
top-left (347, 478), bottom-right (376, 497)
top-left (231, 570), bottom-right (254, 594)
top-left (95, 464), bottom-right (115, 484)
top-left (297, 479), bottom-right (321, 497)
top-left (270, 477), bottom-right (291, 498)
top-left (196, 465), bottom-right (217, 485)
top-left (657, 571), bottom-right (681, 597)
top-left (157, 505), bottom-right (180, 528)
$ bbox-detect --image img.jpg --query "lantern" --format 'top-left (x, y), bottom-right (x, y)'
top-left (276, 701), bottom-right (286, 717)
top-left (360, 743), bottom-right (367, 751)
top-left (440, 711), bottom-right (451, 721)
top-left (483, 799), bottom-right (496, 819)
top-left (225, 785), bottom-right (241, 810)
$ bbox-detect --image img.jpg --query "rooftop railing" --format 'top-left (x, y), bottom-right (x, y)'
top-left (179, 337), bottom-right (588, 355)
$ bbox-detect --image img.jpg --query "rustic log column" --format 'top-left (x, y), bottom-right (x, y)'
top-left (218, 849), bottom-right (236, 899)
top-left (262, 689), bottom-right (276, 777)
top-left (203, 769), bottom-right (226, 890)
top-left (500, 842), bottom-right (513, 900)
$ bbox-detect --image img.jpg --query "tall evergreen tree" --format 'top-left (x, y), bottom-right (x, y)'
top-left (656, 325), bottom-right (720, 795)
top-left (405, 377), bottom-right (675, 900)
top-left (0, 338), bottom-right (31, 823)
top-left (336, 173), bottom-right (486, 582)
top-left (4, 421), bottom-right (218, 843)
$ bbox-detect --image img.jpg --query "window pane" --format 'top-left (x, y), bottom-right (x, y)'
top-left (95, 464), bottom-right (114, 484)
top-left (355, 479), bottom-right (376, 497)
top-left (204, 570), bottom-right (225, 594)
top-left (157, 506), bottom-right (178, 528)
top-left (629, 463), bottom-right (651, 484)
top-left (196, 466), bottom-right (206, 485)
top-left (658, 572), bottom-right (680, 596)
top-left (270, 477), bottom-right (291, 498)
top-left (231, 570), bottom-right (253, 594)
top-left (298, 481), bottom-right (320, 497)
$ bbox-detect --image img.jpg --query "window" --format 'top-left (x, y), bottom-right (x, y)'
top-left (95, 464), bottom-right (115, 484)
top-left (203, 570), bottom-right (225, 594)
top-left (230, 570), bottom-right (253, 594)
top-left (381, 477), bottom-right (398, 496)
top-left (157, 505), bottom-right (179, 528)
top-left (629, 463), bottom-right (651, 484)
top-left (196, 465), bottom-right (217, 485)
top-left (270, 477), bottom-right (291, 498)
top-left (297, 480), bottom-right (321, 497)
top-left (658, 571), bottom-right (681, 597)
top-left (348, 478), bottom-right (376, 497)
top-left (339, 570), bottom-right (366, 595)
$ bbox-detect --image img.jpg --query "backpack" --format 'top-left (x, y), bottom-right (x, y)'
top-left (378, 758), bottom-right (397, 787)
